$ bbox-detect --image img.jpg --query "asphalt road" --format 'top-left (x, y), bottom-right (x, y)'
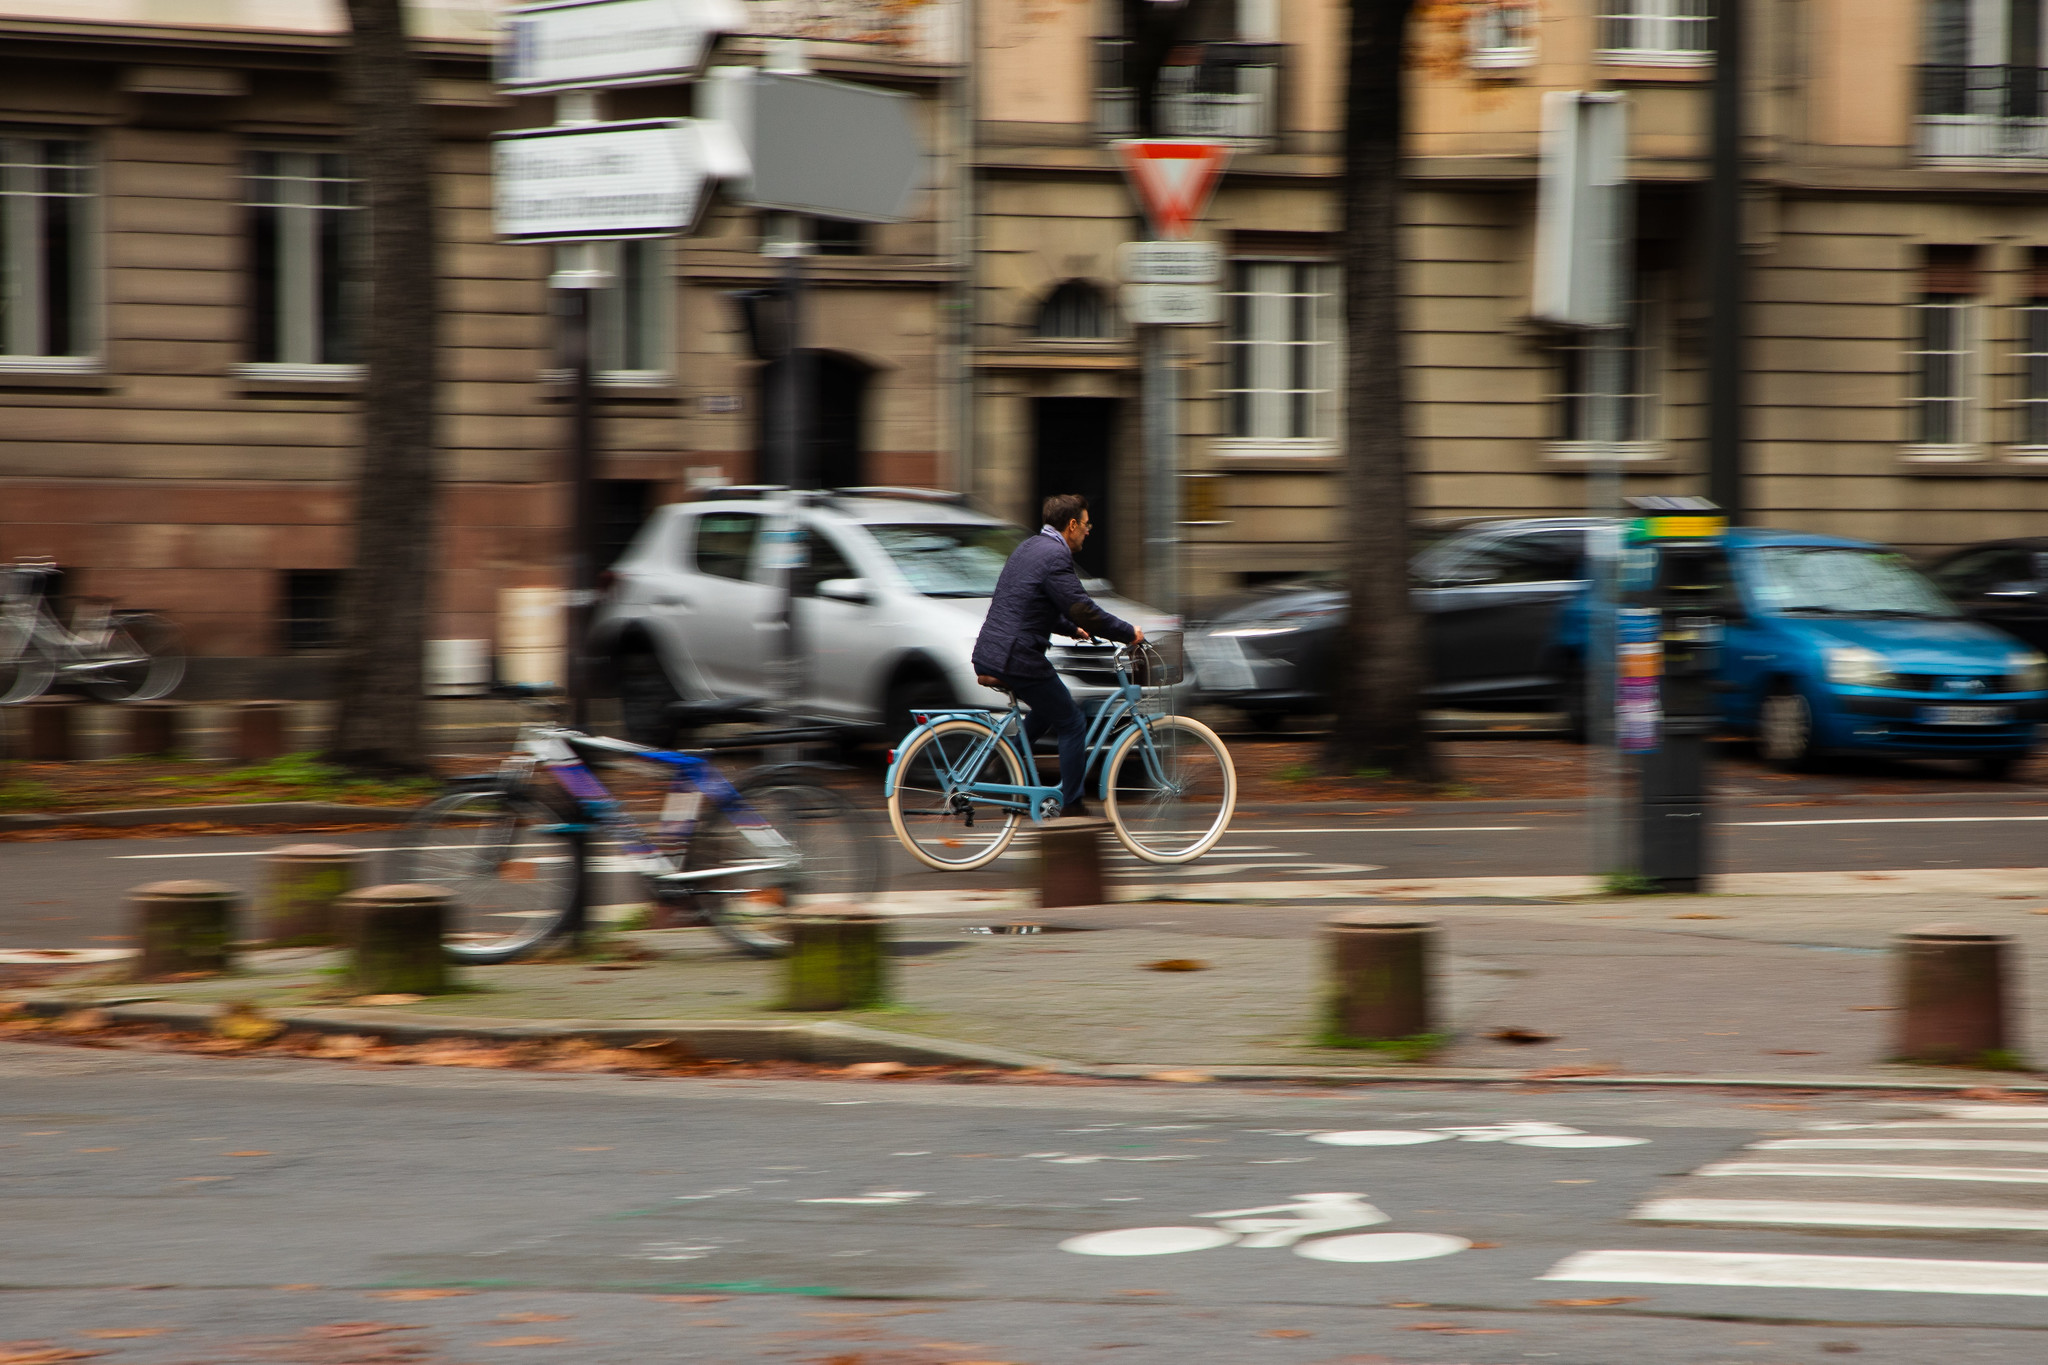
top-left (12, 795), bottom-right (2048, 949)
top-left (4, 1044), bottom-right (2047, 1363)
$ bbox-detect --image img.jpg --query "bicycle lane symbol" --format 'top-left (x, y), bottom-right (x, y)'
top-left (1056, 1124), bottom-right (1650, 1263)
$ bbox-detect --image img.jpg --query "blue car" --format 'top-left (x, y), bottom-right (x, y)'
top-left (1560, 528), bottom-right (2048, 778)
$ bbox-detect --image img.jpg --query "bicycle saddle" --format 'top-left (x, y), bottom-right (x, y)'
top-left (665, 695), bottom-right (770, 726)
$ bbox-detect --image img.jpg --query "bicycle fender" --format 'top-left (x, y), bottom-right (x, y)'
top-left (1095, 715), bottom-right (1152, 802)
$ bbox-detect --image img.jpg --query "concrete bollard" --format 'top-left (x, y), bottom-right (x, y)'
top-left (24, 696), bottom-right (78, 761)
top-left (339, 884), bottom-right (451, 997)
top-left (233, 700), bottom-right (289, 763)
top-left (125, 700), bottom-right (182, 758)
top-left (131, 880), bottom-right (239, 980)
top-left (1038, 816), bottom-right (1111, 908)
top-left (260, 844), bottom-right (362, 946)
top-left (1325, 912), bottom-right (1437, 1043)
top-left (781, 904), bottom-right (889, 1011)
top-left (1894, 923), bottom-right (2019, 1066)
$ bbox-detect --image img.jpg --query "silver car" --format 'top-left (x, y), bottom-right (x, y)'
top-left (592, 488), bottom-right (1178, 743)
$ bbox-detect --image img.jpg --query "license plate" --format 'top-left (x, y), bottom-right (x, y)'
top-left (1917, 705), bottom-right (2012, 726)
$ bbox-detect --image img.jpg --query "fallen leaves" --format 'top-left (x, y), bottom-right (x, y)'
top-left (347, 994), bottom-right (425, 1007)
top-left (76, 1330), bottom-right (168, 1339)
top-left (211, 1002), bottom-right (284, 1046)
top-left (495, 1313), bottom-right (570, 1324)
top-left (1400, 1322), bottom-right (1515, 1334)
top-left (49, 1009), bottom-right (112, 1035)
top-left (1960, 1087), bottom-right (2037, 1103)
top-left (1539, 1296), bottom-right (1646, 1307)
top-left (1485, 1026), bottom-right (1556, 1045)
top-left (480, 1337), bottom-right (569, 1347)
top-left (1262, 1329), bottom-right (1314, 1338)
top-left (306, 1323), bottom-right (419, 1339)
top-left (0, 1348), bottom-right (107, 1364)
top-left (1670, 913), bottom-right (1728, 920)
top-left (1145, 1070), bottom-right (1212, 1084)
top-left (1143, 959), bottom-right (1210, 972)
top-left (841, 1061), bottom-right (906, 1077)
top-left (1522, 1063), bottom-right (1620, 1079)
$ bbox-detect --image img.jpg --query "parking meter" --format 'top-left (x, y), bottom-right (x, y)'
top-left (1622, 496), bottom-right (1730, 893)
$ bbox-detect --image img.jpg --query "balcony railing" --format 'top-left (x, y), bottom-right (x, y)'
top-left (1094, 39), bottom-right (1284, 146)
top-left (1919, 64), bottom-right (2048, 160)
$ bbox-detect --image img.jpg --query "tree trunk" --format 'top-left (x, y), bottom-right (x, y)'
top-left (1325, 0), bottom-right (1436, 781)
top-left (327, 0), bottom-right (440, 775)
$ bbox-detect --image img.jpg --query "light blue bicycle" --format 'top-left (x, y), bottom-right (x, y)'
top-left (883, 640), bottom-right (1236, 870)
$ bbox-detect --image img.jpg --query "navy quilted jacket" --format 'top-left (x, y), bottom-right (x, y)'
top-left (971, 529), bottom-right (1136, 681)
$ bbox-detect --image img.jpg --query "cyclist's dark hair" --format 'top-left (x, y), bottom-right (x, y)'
top-left (1041, 493), bottom-right (1089, 532)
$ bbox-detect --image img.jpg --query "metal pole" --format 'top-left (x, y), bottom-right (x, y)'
top-left (1706, 0), bottom-right (1746, 521)
top-left (1141, 323), bottom-right (1180, 617)
top-left (765, 215), bottom-right (809, 734)
top-left (562, 285), bottom-right (597, 731)
top-left (1586, 328), bottom-right (1628, 884)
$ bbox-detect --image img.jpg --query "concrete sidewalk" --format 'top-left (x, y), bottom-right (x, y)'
top-left (13, 890), bottom-right (2048, 1089)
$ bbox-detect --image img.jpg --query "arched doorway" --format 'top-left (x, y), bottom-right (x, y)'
top-left (754, 349), bottom-right (873, 489)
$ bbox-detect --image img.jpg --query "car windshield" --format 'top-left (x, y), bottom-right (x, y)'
top-left (1749, 547), bottom-right (1959, 618)
top-left (869, 523), bottom-right (1029, 597)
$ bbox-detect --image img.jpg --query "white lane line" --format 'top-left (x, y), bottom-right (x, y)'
top-left (1804, 1121), bottom-right (2048, 1132)
top-left (1634, 1198), bottom-right (2048, 1231)
top-left (1754, 1138), bottom-right (2048, 1155)
top-left (116, 845), bottom-right (411, 860)
top-left (1542, 1248), bottom-right (2048, 1297)
top-left (1238, 827), bottom-right (1534, 835)
top-left (1733, 816), bottom-right (2048, 828)
top-left (1937, 1105), bottom-right (2048, 1120)
top-left (1702, 1161), bottom-right (2048, 1185)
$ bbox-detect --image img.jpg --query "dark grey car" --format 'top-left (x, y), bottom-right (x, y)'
top-left (1185, 518), bottom-right (1603, 726)
top-left (1925, 538), bottom-right (2048, 655)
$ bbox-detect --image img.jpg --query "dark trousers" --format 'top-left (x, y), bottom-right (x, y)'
top-left (1005, 671), bottom-right (1087, 809)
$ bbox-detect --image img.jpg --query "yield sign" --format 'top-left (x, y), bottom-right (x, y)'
top-left (1115, 140), bottom-right (1231, 240)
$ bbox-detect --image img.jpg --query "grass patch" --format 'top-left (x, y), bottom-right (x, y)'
top-left (1313, 1030), bottom-right (1449, 1063)
top-left (1276, 762), bottom-right (1320, 785)
top-left (0, 778), bottom-right (61, 812)
top-left (1600, 869), bottom-right (1662, 896)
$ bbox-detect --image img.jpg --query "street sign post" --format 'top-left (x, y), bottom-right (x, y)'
top-left (1114, 140), bottom-right (1231, 240)
top-left (1117, 240), bottom-right (1221, 283)
top-left (492, 119), bottom-right (746, 242)
top-left (499, 0), bottom-right (745, 94)
top-left (701, 67), bottom-right (926, 224)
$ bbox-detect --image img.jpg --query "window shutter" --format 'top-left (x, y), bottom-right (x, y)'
top-left (1923, 245), bottom-right (1980, 297)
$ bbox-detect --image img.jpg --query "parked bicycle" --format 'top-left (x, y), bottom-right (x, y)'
top-left (884, 639), bottom-right (1236, 870)
top-left (395, 687), bottom-right (882, 962)
top-left (0, 558), bottom-right (185, 705)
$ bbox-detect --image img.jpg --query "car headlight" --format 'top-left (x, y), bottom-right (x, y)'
top-left (1211, 606), bottom-right (1339, 639)
top-left (1824, 646), bottom-right (1900, 689)
top-left (2011, 650), bottom-right (2048, 691)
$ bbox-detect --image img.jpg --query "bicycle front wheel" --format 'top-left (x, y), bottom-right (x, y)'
top-left (688, 771), bottom-right (882, 958)
top-left (82, 613), bottom-right (185, 702)
top-left (886, 719), bottom-right (1025, 872)
top-left (0, 621), bottom-right (54, 705)
top-left (397, 787), bottom-right (583, 963)
top-left (1103, 714), bottom-right (1237, 864)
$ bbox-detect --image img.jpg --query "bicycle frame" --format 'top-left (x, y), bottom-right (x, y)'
top-left (882, 664), bottom-right (1162, 821)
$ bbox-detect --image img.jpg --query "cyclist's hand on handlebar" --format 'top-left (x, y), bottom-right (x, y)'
top-left (1073, 626), bottom-right (1094, 642)
top-left (1132, 627), bottom-right (1146, 645)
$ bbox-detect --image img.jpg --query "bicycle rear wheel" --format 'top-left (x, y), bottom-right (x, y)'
top-left (82, 612), bottom-right (185, 702)
top-left (0, 621), bottom-right (54, 705)
top-left (687, 770), bottom-right (882, 958)
top-left (1103, 714), bottom-right (1236, 864)
top-left (397, 787), bottom-right (583, 963)
top-left (886, 719), bottom-right (1026, 872)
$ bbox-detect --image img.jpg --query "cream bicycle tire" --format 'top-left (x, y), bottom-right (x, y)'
top-left (1103, 714), bottom-right (1237, 864)
top-left (887, 718), bottom-right (1027, 872)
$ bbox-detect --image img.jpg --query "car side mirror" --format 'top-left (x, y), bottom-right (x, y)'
top-left (817, 577), bottom-right (871, 605)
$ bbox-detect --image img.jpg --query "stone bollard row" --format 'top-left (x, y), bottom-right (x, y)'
top-left (1037, 816), bottom-right (1110, 909)
top-left (1894, 923), bottom-right (2018, 1067)
top-left (781, 904), bottom-right (889, 1011)
top-left (24, 696), bottom-right (77, 762)
top-left (235, 700), bottom-right (289, 763)
top-left (131, 880), bottom-right (240, 980)
top-left (338, 885), bottom-right (451, 996)
top-left (1325, 912), bottom-right (1437, 1044)
top-left (261, 844), bottom-right (362, 946)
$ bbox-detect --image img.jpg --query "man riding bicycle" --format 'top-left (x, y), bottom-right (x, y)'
top-left (971, 494), bottom-right (1144, 818)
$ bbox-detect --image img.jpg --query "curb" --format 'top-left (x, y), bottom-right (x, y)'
top-left (0, 802), bottom-right (420, 831)
top-left (14, 997), bottom-right (2047, 1093)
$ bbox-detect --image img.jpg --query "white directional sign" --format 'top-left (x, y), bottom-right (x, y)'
top-left (1118, 240), bottom-right (1221, 284)
top-left (1122, 282), bottom-right (1219, 326)
top-left (492, 119), bottom-right (748, 242)
top-left (499, 0), bottom-right (745, 94)
top-left (702, 67), bottom-right (927, 224)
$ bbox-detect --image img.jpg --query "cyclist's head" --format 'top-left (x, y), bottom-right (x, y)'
top-left (1041, 493), bottom-right (1090, 543)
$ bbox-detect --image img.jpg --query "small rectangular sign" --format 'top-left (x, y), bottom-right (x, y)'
top-left (1119, 240), bottom-right (1222, 284)
top-left (499, 0), bottom-right (742, 94)
top-left (492, 119), bottom-right (738, 241)
top-left (1122, 282), bottom-right (1219, 325)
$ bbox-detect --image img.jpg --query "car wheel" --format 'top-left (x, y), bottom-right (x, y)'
top-left (1759, 686), bottom-right (1819, 771)
top-left (618, 647), bottom-right (681, 746)
top-left (1977, 751), bottom-right (2026, 781)
top-left (886, 676), bottom-right (955, 745)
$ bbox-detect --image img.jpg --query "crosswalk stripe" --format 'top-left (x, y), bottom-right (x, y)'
top-left (1543, 1249), bottom-right (2048, 1297)
top-left (1702, 1160), bottom-right (2048, 1185)
top-left (1753, 1137), bottom-right (2048, 1155)
top-left (1803, 1120), bottom-right (2048, 1132)
top-left (1935, 1105), bottom-right (2048, 1120)
top-left (1634, 1198), bottom-right (2048, 1231)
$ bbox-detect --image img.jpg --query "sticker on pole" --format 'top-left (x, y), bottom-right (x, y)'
top-left (1115, 140), bottom-right (1231, 240)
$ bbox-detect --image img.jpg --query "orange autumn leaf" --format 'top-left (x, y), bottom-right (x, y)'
top-left (495, 1313), bottom-right (571, 1324)
top-left (307, 1323), bottom-right (420, 1338)
top-left (78, 1330), bottom-right (169, 1339)
top-left (481, 1337), bottom-right (571, 1347)
top-left (1262, 1329), bottom-right (1314, 1338)
top-left (366, 1289), bottom-right (474, 1301)
top-left (1539, 1297), bottom-right (1647, 1307)
top-left (0, 1350), bottom-right (108, 1364)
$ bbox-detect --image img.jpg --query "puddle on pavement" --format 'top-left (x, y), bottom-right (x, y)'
top-left (959, 923), bottom-right (1095, 936)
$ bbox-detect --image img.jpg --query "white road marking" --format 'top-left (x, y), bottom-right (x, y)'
top-left (1702, 1161), bottom-right (2048, 1185)
top-left (1753, 1137), bottom-right (2048, 1155)
top-left (1240, 827), bottom-right (1534, 835)
top-left (800, 1190), bottom-right (927, 1206)
top-left (1061, 1227), bottom-right (1236, 1256)
top-left (1733, 815), bottom-right (2048, 827)
top-left (1803, 1120), bottom-right (2048, 1132)
top-left (1634, 1198), bottom-right (2048, 1232)
top-left (1295, 1232), bottom-right (1471, 1263)
top-left (1542, 1248), bottom-right (2048, 1297)
top-left (1936, 1105), bottom-right (2048, 1120)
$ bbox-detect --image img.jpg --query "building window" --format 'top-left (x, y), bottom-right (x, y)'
top-left (2018, 254), bottom-right (2048, 447)
top-left (1554, 295), bottom-right (1659, 449)
top-left (280, 570), bottom-right (344, 653)
top-left (590, 238), bottom-right (671, 378)
top-left (1598, 0), bottom-right (1713, 61)
top-left (811, 217), bottom-right (867, 255)
top-left (1219, 260), bottom-right (1338, 442)
top-left (1471, 2), bottom-right (1536, 68)
top-left (0, 134), bottom-right (95, 362)
top-left (1035, 280), bottom-right (1114, 339)
top-left (1907, 246), bottom-right (1980, 452)
top-left (1920, 1), bottom-right (2048, 159)
top-left (245, 149), bottom-right (360, 367)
